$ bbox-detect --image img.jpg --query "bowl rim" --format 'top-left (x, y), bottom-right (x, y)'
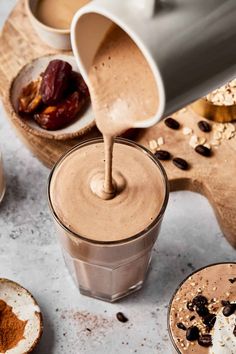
top-left (167, 261), bottom-right (236, 354)
top-left (48, 137), bottom-right (170, 246)
top-left (25, 0), bottom-right (71, 34)
top-left (8, 53), bottom-right (95, 141)
top-left (0, 277), bottom-right (43, 353)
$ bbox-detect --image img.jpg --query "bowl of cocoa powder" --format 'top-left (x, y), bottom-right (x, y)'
top-left (0, 278), bottom-right (43, 354)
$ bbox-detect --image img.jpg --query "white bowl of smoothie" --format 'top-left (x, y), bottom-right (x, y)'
top-left (25, 0), bottom-right (90, 50)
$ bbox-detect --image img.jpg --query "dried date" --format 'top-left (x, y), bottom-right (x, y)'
top-left (18, 77), bottom-right (42, 114)
top-left (34, 91), bottom-right (84, 130)
top-left (70, 71), bottom-right (90, 100)
top-left (40, 59), bottom-right (72, 105)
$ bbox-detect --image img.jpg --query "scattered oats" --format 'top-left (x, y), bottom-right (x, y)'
top-left (223, 130), bottom-right (233, 140)
top-left (203, 143), bottom-right (211, 149)
top-left (226, 292), bottom-right (230, 297)
top-left (190, 282), bottom-right (196, 286)
top-left (228, 123), bottom-right (236, 132)
top-left (183, 127), bottom-right (192, 135)
top-left (180, 343), bottom-right (185, 347)
top-left (211, 140), bottom-right (221, 146)
top-left (189, 135), bottom-right (199, 148)
top-left (157, 137), bottom-right (164, 146)
top-left (198, 137), bottom-right (206, 145)
top-left (197, 288), bottom-right (202, 293)
top-left (217, 123), bottom-right (225, 132)
top-left (206, 79), bottom-right (236, 106)
top-left (213, 131), bottom-right (222, 140)
top-left (149, 139), bottom-right (158, 151)
top-left (213, 287), bottom-right (217, 291)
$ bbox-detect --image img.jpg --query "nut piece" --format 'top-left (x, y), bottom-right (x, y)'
top-left (34, 91), bottom-right (84, 130)
top-left (18, 77), bottom-right (42, 114)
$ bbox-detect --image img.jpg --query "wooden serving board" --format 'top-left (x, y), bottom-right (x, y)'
top-left (1, 0), bottom-right (236, 248)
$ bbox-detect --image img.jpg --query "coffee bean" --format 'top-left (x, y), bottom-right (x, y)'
top-left (198, 334), bottom-right (212, 347)
top-left (173, 157), bottom-right (189, 170)
top-left (187, 301), bottom-right (194, 311)
top-left (229, 277), bottom-right (236, 284)
top-left (190, 315), bottom-right (195, 321)
top-left (222, 304), bottom-right (236, 317)
top-left (164, 117), bottom-right (180, 130)
top-left (196, 306), bottom-right (209, 317)
top-left (155, 150), bottom-right (171, 160)
top-left (233, 325), bottom-right (236, 337)
top-left (116, 312), bottom-right (128, 323)
top-left (221, 300), bottom-right (230, 306)
top-left (186, 326), bottom-right (199, 341)
top-left (177, 322), bottom-right (186, 331)
top-left (203, 314), bottom-right (216, 330)
top-left (198, 120), bottom-right (211, 133)
top-left (195, 145), bottom-right (211, 157)
top-left (192, 295), bottom-right (208, 307)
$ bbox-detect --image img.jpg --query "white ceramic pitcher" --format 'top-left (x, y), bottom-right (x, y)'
top-left (71, 0), bottom-right (236, 126)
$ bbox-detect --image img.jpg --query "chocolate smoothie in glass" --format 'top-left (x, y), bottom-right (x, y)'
top-left (48, 25), bottom-right (168, 301)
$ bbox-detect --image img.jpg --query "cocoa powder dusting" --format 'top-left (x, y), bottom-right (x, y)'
top-left (0, 299), bottom-right (27, 352)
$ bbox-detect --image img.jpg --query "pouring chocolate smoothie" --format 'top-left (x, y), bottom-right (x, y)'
top-left (88, 25), bottom-right (159, 200)
top-left (49, 26), bottom-right (167, 301)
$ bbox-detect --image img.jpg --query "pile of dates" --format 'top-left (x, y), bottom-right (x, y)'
top-left (18, 59), bottom-right (90, 130)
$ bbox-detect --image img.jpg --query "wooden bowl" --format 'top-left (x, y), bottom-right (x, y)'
top-left (0, 278), bottom-right (43, 353)
top-left (191, 97), bottom-right (236, 123)
top-left (9, 53), bottom-right (95, 140)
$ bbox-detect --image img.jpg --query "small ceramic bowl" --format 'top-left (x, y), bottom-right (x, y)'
top-left (0, 278), bottom-right (43, 353)
top-left (9, 54), bottom-right (95, 140)
top-left (191, 98), bottom-right (236, 123)
top-left (25, 0), bottom-right (71, 50)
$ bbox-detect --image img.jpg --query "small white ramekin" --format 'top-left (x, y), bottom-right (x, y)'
top-left (25, 0), bottom-right (71, 50)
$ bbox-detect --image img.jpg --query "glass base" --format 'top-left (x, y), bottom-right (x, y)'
top-left (62, 248), bottom-right (151, 302)
top-left (79, 281), bottom-right (143, 303)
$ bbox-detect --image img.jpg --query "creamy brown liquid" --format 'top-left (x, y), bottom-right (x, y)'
top-left (50, 25), bottom-right (162, 242)
top-left (88, 26), bottom-right (159, 199)
top-left (169, 263), bottom-right (236, 354)
top-left (50, 142), bottom-right (164, 241)
top-left (35, 0), bottom-right (90, 29)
